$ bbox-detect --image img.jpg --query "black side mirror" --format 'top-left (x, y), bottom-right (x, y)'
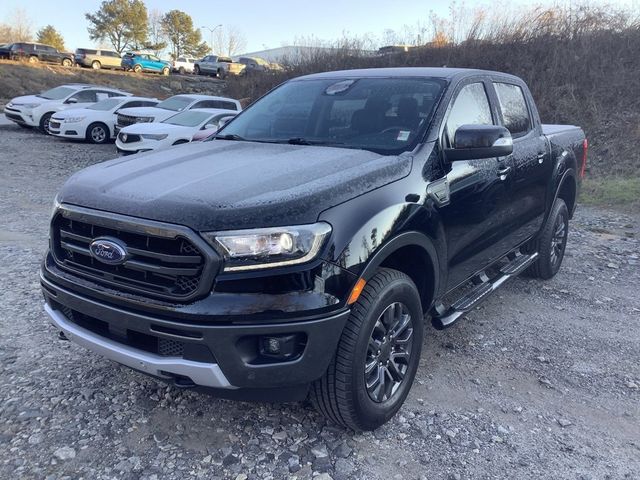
top-left (445, 124), bottom-right (512, 161)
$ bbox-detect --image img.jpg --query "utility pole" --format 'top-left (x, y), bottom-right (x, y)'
top-left (201, 24), bottom-right (223, 55)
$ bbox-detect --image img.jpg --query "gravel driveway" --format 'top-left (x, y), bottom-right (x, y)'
top-left (1, 122), bottom-right (638, 480)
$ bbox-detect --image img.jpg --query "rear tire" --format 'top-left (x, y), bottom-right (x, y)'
top-left (91, 60), bottom-right (101, 70)
top-left (523, 198), bottom-right (569, 279)
top-left (310, 268), bottom-right (424, 431)
top-left (86, 122), bottom-right (109, 144)
top-left (62, 58), bottom-right (72, 67)
top-left (133, 64), bottom-right (142, 73)
top-left (178, 66), bottom-right (186, 75)
top-left (28, 55), bottom-right (38, 64)
top-left (194, 65), bottom-right (200, 75)
top-left (162, 66), bottom-right (170, 76)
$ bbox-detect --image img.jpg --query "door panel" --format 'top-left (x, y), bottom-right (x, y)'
top-left (437, 81), bottom-right (518, 290)
top-left (492, 82), bottom-right (550, 242)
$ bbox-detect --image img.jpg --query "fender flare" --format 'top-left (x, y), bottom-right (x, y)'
top-left (550, 168), bottom-right (577, 219)
top-left (358, 231), bottom-right (441, 302)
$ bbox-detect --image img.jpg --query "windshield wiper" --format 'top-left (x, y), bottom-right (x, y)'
top-left (214, 133), bottom-right (246, 141)
top-left (284, 137), bottom-right (346, 146)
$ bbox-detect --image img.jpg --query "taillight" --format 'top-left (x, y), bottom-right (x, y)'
top-left (580, 138), bottom-right (588, 178)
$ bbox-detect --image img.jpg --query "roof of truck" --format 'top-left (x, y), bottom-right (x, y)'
top-left (297, 67), bottom-right (521, 82)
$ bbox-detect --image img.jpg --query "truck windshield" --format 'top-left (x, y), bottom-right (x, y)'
top-left (162, 111), bottom-right (212, 127)
top-left (156, 96), bottom-right (193, 112)
top-left (38, 86), bottom-right (77, 100)
top-left (217, 77), bottom-right (446, 155)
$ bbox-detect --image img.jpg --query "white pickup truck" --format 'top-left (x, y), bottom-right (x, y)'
top-left (172, 56), bottom-right (197, 74)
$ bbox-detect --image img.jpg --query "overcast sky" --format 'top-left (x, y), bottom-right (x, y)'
top-left (3, 0), bottom-right (636, 54)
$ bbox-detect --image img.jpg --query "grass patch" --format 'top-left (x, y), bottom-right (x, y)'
top-left (580, 176), bottom-right (640, 207)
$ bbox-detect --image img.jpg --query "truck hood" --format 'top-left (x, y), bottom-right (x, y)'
top-left (117, 106), bottom-right (175, 121)
top-left (58, 140), bottom-right (412, 231)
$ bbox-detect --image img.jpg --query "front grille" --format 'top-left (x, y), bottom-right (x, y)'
top-left (118, 132), bottom-right (141, 143)
top-left (117, 114), bottom-right (151, 129)
top-left (51, 209), bottom-right (213, 301)
top-left (4, 112), bottom-right (24, 122)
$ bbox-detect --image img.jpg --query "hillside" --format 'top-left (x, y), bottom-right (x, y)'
top-left (0, 61), bottom-right (226, 105)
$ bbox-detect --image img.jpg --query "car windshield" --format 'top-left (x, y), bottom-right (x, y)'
top-left (37, 86), bottom-right (77, 100)
top-left (162, 111), bottom-right (212, 127)
top-left (156, 96), bottom-right (193, 111)
top-left (87, 98), bottom-right (124, 111)
top-left (217, 77), bottom-right (446, 155)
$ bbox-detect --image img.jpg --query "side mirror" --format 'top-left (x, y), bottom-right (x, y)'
top-left (203, 123), bottom-right (218, 130)
top-left (445, 125), bottom-right (512, 161)
top-left (65, 98), bottom-right (78, 104)
top-left (218, 116), bottom-right (234, 129)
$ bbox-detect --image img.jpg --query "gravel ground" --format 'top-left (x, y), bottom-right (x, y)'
top-left (1, 121), bottom-right (639, 480)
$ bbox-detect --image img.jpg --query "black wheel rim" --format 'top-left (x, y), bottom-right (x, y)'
top-left (43, 116), bottom-right (51, 134)
top-left (550, 212), bottom-right (567, 268)
top-left (91, 126), bottom-right (106, 143)
top-left (365, 302), bottom-right (414, 403)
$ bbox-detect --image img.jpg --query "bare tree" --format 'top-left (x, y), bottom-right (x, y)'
top-left (1, 8), bottom-right (34, 42)
top-left (212, 26), bottom-right (247, 56)
top-left (146, 8), bottom-right (166, 56)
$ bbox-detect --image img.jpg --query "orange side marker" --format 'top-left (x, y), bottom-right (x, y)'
top-left (347, 278), bottom-right (367, 305)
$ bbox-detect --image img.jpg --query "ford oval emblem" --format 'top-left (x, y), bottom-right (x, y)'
top-left (89, 237), bottom-right (128, 265)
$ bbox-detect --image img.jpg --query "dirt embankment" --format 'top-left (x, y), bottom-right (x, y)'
top-left (0, 60), bottom-right (226, 106)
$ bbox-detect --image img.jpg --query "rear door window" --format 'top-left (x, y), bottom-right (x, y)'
top-left (445, 82), bottom-right (494, 143)
top-left (493, 82), bottom-right (532, 137)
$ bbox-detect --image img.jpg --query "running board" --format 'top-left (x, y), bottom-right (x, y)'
top-left (431, 252), bottom-right (538, 329)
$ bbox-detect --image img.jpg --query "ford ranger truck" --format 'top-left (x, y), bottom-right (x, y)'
top-left (41, 68), bottom-right (587, 431)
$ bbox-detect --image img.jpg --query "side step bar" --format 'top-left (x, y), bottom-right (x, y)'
top-left (431, 252), bottom-right (538, 330)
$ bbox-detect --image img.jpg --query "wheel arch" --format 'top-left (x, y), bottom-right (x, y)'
top-left (552, 169), bottom-right (577, 219)
top-left (359, 231), bottom-right (440, 313)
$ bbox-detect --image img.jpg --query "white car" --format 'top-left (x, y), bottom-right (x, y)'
top-left (3, 84), bottom-right (131, 134)
top-left (115, 94), bottom-right (241, 133)
top-left (49, 96), bottom-right (159, 144)
top-left (116, 108), bottom-right (238, 155)
top-left (172, 56), bottom-right (197, 74)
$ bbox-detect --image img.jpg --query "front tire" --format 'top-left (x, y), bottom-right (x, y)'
top-left (194, 65), bottom-right (200, 75)
top-left (133, 64), bottom-right (142, 73)
top-left (39, 112), bottom-right (54, 134)
top-left (28, 55), bottom-right (38, 64)
top-left (310, 268), bottom-right (424, 431)
top-left (178, 66), bottom-right (186, 75)
top-left (86, 122), bottom-right (109, 144)
top-left (524, 198), bottom-right (569, 279)
top-left (91, 60), bottom-right (101, 70)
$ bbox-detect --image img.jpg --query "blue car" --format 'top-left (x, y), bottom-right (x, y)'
top-left (121, 52), bottom-right (171, 75)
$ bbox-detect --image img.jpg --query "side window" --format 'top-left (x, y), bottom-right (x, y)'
top-left (69, 90), bottom-right (97, 103)
top-left (121, 101), bottom-right (141, 109)
top-left (445, 82), bottom-right (493, 143)
top-left (494, 82), bottom-right (531, 137)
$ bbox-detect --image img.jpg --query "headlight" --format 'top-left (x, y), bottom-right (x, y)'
top-left (140, 133), bottom-right (168, 140)
top-left (64, 116), bottom-right (86, 123)
top-left (22, 103), bottom-right (40, 108)
top-left (137, 117), bottom-right (154, 123)
top-left (202, 222), bottom-right (332, 272)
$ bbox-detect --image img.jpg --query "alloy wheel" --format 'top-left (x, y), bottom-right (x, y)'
top-left (550, 211), bottom-right (567, 268)
top-left (365, 302), bottom-right (414, 403)
top-left (91, 126), bottom-right (106, 143)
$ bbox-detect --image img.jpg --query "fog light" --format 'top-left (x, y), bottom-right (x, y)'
top-left (259, 333), bottom-right (305, 360)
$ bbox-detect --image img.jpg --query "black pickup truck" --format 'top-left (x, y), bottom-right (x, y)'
top-left (0, 42), bottom-right (74, 66)
top-left (41, 67), bottom-right (587, 431)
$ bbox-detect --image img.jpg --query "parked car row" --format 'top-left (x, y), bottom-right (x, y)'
top-left (1, 41), bottom-right (281, 78)
top-left (0, 42), bottom-right (73, 66)
top-left (3, 83), bottom-right (240, 152)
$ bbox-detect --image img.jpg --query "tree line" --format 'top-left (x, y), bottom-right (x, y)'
top-left (0, 0), bottom-right (247, 59)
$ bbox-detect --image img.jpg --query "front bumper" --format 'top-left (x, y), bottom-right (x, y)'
top-left (3, 106), bottom-right (37, 126)
top-left (41, 269), bottom-right (350, 397)
top-left (49, 118), bottom-right (83, 138)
